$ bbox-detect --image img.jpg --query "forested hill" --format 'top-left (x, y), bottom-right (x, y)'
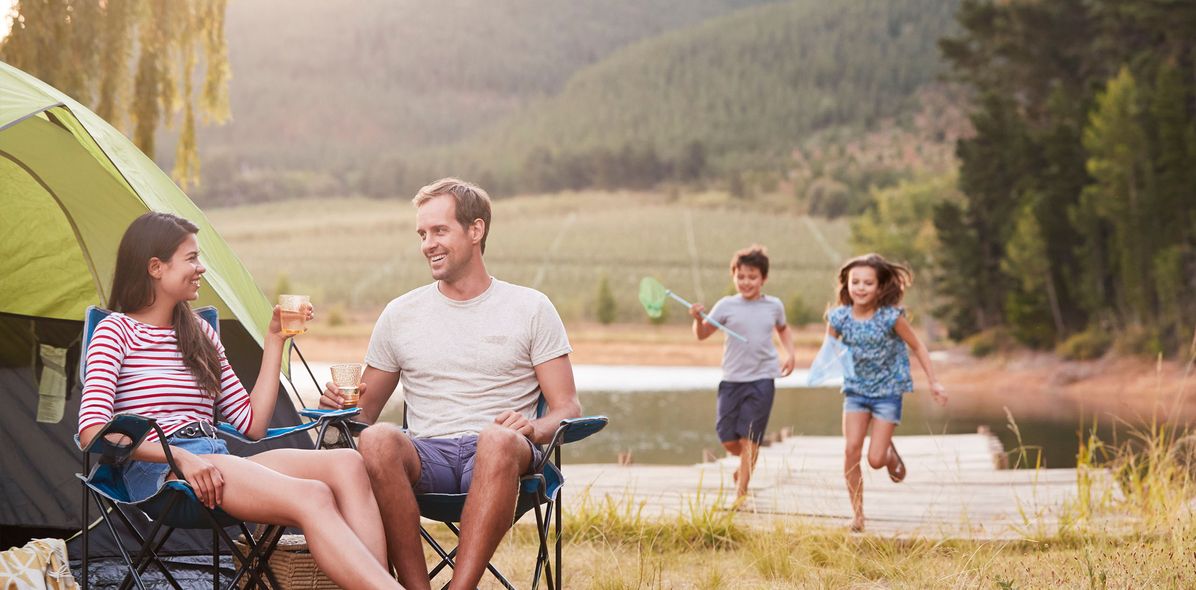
top-left (188, 0), bottom-right (960, 203)
top-left (445, 0), bottom-right (961, 192)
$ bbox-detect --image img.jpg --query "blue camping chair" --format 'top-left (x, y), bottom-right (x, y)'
top-left (76, 305), bottom-right (360, 590)
top-left (411, 398), bottom-right (608, 590)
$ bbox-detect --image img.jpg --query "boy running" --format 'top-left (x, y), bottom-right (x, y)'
top-left (689, 245), bottom-right (796, 500)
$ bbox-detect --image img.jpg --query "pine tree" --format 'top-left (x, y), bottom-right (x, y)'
top-left (1080, 67), bottom-right (1154, 325)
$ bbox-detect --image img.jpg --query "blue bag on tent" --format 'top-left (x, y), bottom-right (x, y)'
top-left (807, 335), bottom-right (855, 386)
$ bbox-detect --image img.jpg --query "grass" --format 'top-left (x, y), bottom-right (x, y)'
top-left (465, 515), bottom-right (1196, 589)
top-left (438, 338), bottom-right (1196, 588)
top-left (203, 191), bottom-right (850, 323)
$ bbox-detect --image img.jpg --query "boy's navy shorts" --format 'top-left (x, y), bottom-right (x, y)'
top-left (716, 378), bottom-right (776, 444)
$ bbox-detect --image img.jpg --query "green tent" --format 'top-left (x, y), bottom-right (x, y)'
top-left (0, 60), bottom-right (303, 551)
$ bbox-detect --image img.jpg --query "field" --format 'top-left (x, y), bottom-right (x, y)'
top-left (204, 191), bottom-right (851, 323)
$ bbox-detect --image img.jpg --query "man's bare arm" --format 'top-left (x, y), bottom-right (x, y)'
top-left (528, 354), bottom-right (581, 444)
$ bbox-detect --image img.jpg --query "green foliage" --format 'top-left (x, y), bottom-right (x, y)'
top-left (1056, 328), bottom-right (1112, 361)
top-left (0, 0), bottom-right (230, 188)
top-left (786, 293), bottom-right (820, 327)
top-left (962, 328), bottom-right (1011, 358)
top-left (595, 276), bottom-right (617, 325)
top-left (324, 303), bottom-right (347, 328)
top-left (271, 273), bottom-right (292, 303)
top-left (1112, 324), bottom-right (1163, 358)
top-left (852, 175), bottom-right (957, 274)
top-left (938, 0), bottom-right (1196, 355)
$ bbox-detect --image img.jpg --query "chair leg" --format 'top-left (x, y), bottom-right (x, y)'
top-left (531, 502), bottom-right (546, 590)
top-left (114, 496), bottom-right (185, 590)
top-left (213, 527), bottom-right (220, 590)
top-left (81, 476), bottom-right (90, 590)
top-left (556, 450), bottom-right (563, 590)
top-left (92, 495), bottom-right (149, 590)
top-left (422, 526), bottom-right (456, 579)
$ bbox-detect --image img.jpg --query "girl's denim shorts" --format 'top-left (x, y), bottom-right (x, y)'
top-left (121, 435), bottom-right (229, 501)
top-left (843, 393), bottom-right (904, 424)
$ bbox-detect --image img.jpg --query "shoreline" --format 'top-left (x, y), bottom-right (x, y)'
top-left (297, 321), bottom-right (1196, 426)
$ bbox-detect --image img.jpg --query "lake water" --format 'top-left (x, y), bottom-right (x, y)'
top-left (296, 362), bottom-right (1108, 468)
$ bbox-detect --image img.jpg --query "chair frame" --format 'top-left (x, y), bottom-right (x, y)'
top-left (76, 305), bottom-right (360, 590)
top-left (413, 402), bottom-right (607, 590)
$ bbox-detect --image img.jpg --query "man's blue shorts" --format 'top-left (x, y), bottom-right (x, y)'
top-left (843, 393), bottom-right (904, 424)
top-left (410, 433), bottom-right (544, 495)
top-left (716, 378), bottom-right (775, 444)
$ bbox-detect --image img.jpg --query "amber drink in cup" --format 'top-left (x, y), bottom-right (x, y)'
top-left (278, 294), bottom-right (310, 336)
top-left (330, 363), bottom-right (363, 408)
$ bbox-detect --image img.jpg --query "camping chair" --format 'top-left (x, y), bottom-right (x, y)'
top-left (76, 305), bottom-right (361, 590)
top-left (413, 399), bottom-right (608, 590)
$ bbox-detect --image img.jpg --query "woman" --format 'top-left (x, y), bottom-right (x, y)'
top-left (78, 212), bottom-right (403, 590)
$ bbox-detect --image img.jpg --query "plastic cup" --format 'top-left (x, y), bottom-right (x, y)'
top-left (278, 294), bottom-right (310, 336)
top-left (330, 363), bottom-right (363, 408)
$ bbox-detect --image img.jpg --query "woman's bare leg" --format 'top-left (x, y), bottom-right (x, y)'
top-left (842, 411), bottom-right (871, 531)
top-left (202, 454), bottom-right (402, 590)
top-left (249, 448), bottom-right (387, 567)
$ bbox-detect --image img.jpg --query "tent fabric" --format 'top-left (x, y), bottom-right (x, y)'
top-left (0, 60), bottom-right (308, 556)
top-left (0, 61), bottom-right (269, 343)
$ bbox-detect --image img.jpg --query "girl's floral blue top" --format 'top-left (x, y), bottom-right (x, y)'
top-left (828, 305), bottom-right (912, 397)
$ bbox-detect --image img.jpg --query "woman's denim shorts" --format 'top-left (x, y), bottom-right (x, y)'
top-left (121, 435), bottom-right (229, 501)
top-left (843, 393), bottom-right (904, 424)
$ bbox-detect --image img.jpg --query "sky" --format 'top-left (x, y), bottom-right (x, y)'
top-left (0, 1), bottom-right (13, 42)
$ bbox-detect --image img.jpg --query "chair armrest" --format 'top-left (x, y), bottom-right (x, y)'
top-left (216, 408), bottom-right (362, 443)
top-left (80, 414), bottom-right (184, 480)
top-left (534, 416), bottom-right (608, 473)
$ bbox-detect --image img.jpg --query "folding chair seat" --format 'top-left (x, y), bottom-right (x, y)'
top-left (76, 306), bottom-right (361, 590)
top-left (415, 400), bottom-right (608, 590)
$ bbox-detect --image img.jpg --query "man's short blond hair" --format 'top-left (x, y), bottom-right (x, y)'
top-left (412, 178), bottom-right (493, 254)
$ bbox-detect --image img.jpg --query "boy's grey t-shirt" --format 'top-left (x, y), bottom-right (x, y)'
top-left (708, 294), bottom-right (787, 382)
top-left (365, 278), bottom-right (572, 439)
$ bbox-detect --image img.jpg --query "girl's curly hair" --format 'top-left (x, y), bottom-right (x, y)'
top-left (836, 253), bottom-right (913, 308)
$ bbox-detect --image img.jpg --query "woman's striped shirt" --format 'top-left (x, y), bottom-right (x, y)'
top-left (78, 312), bottom-right (254, 441)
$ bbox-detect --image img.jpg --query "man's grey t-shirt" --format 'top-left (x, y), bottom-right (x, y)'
top-left (365, 278), bottom-right (572, 438)
top-left (708, 294), bottom-right (786, 382)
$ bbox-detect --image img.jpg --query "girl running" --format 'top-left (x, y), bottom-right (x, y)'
top-left (825, 253), bottom-right (947, 532)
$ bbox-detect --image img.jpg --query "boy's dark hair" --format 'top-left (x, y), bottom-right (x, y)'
top-left (730, 245), bottom-right (769, 278)
top-left (836, 253), bottom-right (913, 308)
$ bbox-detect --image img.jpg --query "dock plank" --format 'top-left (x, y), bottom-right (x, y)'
top-left (559, 433), bottom-right (1121, 540)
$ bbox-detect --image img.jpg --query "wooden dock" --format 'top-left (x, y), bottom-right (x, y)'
top-left (560, 433), bottom-right (1119, 540)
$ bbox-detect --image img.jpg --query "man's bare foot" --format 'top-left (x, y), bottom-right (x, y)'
top-left (850, 516), bottom-right (865, 533)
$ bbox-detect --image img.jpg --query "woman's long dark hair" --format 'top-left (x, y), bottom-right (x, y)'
top-left (836, 253), bottom-right (913, 309)
top-left (108, 212), bottom-right (222, 399)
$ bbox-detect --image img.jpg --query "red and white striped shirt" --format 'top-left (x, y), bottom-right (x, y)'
top-left (78, 312), bottom-right (254, 441)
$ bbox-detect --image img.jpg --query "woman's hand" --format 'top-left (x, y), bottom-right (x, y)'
top-left (173, 448), bottom-right (224, 509)
top-left (266, 303), bottom-right (315, 341)
top-left (930, 381), bottom-right (948, 406)
top-left (688, 303), bottom-right (705, 321)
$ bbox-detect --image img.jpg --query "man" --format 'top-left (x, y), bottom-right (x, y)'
top-left (320, 178), bottom-right (580, 590)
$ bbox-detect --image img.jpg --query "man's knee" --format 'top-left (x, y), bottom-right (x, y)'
top-left (359, 424), bottom-right (419, 482)
top-left (475, 426), bottom-right (527, 472)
